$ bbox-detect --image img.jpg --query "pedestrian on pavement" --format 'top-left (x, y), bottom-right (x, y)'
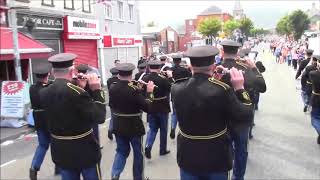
top-left (107, 67), bottom-right (120, 140)
top-left (292, 48), bottom-right (299, 70)
top-left (309, 55), bottom-right (320, 145)
top-left (29, 63), bottom-right (58, 180)
top-left (296, 49), bottom-right (314, 112)
top-left (143, 60), bottom-right (173, 159)
top-left (171, 45), bottom-right (253, 180)
top-left (220, 40), bottom-right (266, 180)
top-left (169, 54), bottom-right (192, 139)
top-left (40, 53), bottom-right (106, 180)
top-left (109, 63), bottom-right (156, 180)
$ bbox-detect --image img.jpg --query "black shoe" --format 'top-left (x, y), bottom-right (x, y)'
top-left (108, 130), bottom-right (113, 140)
top-left (303, 106), bottom-right (308, 112)
top-left (145, 147), bottom-right (151, 159)
top-left (54, 166), bottom-right (60, 175)
top-left (170, 129), bottom-right (175, 139)
top-left (29, 168), bottom-right (37, 180)
top-left (160, 150), bottom-right (170, 156)
top-left (317, 135), bottom-right (320, 145)
top-left (111, 175), bottom-right (119, 180)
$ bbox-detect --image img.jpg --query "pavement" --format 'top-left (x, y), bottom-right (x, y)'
top-left (0, 125), bottom-right (34, 143)
top-left (1, 43), bottom-right (320, 179)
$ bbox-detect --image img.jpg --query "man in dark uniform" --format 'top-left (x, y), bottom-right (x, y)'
top-left (107, 67), bottom-right (120, 140)
top-left (309, 55), bottom-right (320, 145)
top-left (171, 45), bottom-right (253, 179)
top-left (109, 63), bottom-right (156, 180)
top-left (220, 40), bottom-right (266, 180)
top-left (75, 64), bottom-right (102, 144)
top-left (40, 53), bottom-right (106, 180)
top-left (29, 63), bottom-right (54, 180)
top-left (134, 62), bottom-right (147, 81)
top-left (143, 60), bottom-right (173, 159)
top-left (159, 55), bottom-right (171, 73)
top-left (296, 49), bottom-right (314, 112)
top-left (301, 55), bottom-right (318, 112)
top-left (169, 54), bottom-right (192, 139)
top-left (138, 57), bottom-right (147, 66)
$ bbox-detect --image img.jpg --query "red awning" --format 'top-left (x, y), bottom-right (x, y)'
top-left (0, 27), bottom-right (53, 61)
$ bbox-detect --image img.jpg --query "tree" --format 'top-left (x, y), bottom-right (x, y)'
top-left (146, 21), bottom-right (156, 27)
top-left (288, 10), bottom-right (310, 40)
top-left (238, 17), bottom-right (254, 37)
top-left (197, 18), bottom-right (222, 45)
top-left (251, 28), bottom-right (270, 37)
top-left (276, 15), bottom-right (291, 37)
top-left (223, 19), bottom-right (240, 37)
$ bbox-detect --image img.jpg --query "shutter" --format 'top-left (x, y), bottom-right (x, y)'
top-left (63, 39), bottom-right (98, 68)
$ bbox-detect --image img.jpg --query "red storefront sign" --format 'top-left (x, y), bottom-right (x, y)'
top-left (103, 35), bottom-right (142, 47)
top-left (63, 16), bottom-right (100, 39)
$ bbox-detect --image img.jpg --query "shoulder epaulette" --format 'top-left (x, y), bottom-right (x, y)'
top-left (236, 62), bottom-right (248, 69)
top-left (128, 82), bottom-right (138, 90)
top-left (67, 83), bottom-right (85, 95)
top-left (208, 77), bottom-right (230, 90)
top-left (158, 74), bottom-right (166, 79)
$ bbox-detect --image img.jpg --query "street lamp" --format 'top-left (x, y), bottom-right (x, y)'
top-left (8, 0), bottom-right (29, 81)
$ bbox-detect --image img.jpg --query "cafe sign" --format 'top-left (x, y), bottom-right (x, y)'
top-left (17, 13), bottom-right (63, 30)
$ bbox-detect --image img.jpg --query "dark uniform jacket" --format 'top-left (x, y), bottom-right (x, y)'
top-left (171, 73), bottom-right (253, 174)
top-left (296, 58), bottom-right (311, 79)
top-left (142, 72), bottom-right (172, 113)
top-left (171, 65), bottom-right (192, 82)
top-left (134, 71), bottom-right (145, 81)
top-left (301, 64), bottom-right (317, 93)
top-left (107, 76), bottom-right (119, 90)
top-left (40, 79), bottom-right (106, 169)
top-left (309, 70), bottom-right (320, 107)
top-left (222, 59), bottom-right (267, 95)
top-left (109, 80), bottom-right (154, 137)
top-left (29, 82), bottom-right (49, 130)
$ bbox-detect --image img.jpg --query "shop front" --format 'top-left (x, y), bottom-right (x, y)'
top-left (103, 35), bottom-right (142, 71)
top-left (63, 16), bottom-right (100, 68)
top-left (0, 27), bottom-right (52, 81)
top-left (16, 11), bottom-right (63, 82)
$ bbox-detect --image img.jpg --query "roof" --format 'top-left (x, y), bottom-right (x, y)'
top-left (0, 28), bottom-right (52, 60)
top-left (199, 6), bottom-right (222, 15)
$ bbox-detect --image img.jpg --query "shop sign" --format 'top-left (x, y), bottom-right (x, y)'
top-left (17, 13), bottom-right (63, 30)
top-left (64, 16), bottom-right (100, 39)
top-left (103, 35), bottom-right (142, 47)
top-left (1, 81), bottom-right (27, 118)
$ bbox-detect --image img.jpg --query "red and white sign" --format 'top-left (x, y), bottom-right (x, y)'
top-left (1, 81), bottom-right (27, 118)
top-left (104, 35), bottom-right (143, 47)
top-left (64, 16), bottom-right (100, 40)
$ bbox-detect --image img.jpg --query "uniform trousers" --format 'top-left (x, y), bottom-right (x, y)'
top-left (171, 108), bottom-right (178, 131)
top-left (111, 136), bottom-right (144, 180)
top-left (230, 127), bottom-right (249, 180)
top-left (31, 129), bottom-right (50, 170)
top-left (60, 164), bottom-right (101, 180)
top-left (311, 107), bottom-right (320, 135)
top-left (180, 168), bottom-right (229, 180)
top-left (109, 109), bottom-right (114, 132)
top-left (301, 90), bottom-right (310, 106)
top-left (145, 113), bottom-right (169, 153)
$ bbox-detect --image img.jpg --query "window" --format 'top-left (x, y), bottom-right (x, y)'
top-left (128, 4), bottom-right (133, 22)
top-left (82, 0), bottom-right (91, 13)
top-left (117, 1), bottom-right (124, 20)
top-left (105, 5), bottom-right (112, 19)
top-left (41, 0), bottom-right (54, 7)
top-left (64, 0), bottom-right (74, 10)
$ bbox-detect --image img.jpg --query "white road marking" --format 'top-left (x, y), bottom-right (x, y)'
top-left (0, 140), bottom-right (14, 146)
top-left (0, 160), bottom-right (16, 167)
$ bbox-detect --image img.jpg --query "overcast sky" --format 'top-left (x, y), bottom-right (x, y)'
top-left (138, 0), bottom-right (319, 29)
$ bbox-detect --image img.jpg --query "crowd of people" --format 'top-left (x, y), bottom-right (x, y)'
top-left (270, 37), bottom-right (320, 144)
top-left (28, 38), bottom-right (272, 180)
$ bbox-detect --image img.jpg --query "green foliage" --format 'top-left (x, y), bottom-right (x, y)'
top-left (276, 10), bottom-right (310, 40)
top-left (146, 21), bottom-right (156, 27)
top-left (197, 18), bottom-right (222, 38)
top-left (288, 10), bottom-right (310, 40)
top-left (250, 28), bottom-right (269, 37)
top-left (276, 15), bottom-right (291, 36)
top-left (238, 17), bottom-right (254, 36)
top-left (223, 19), bottom-right (240, 36)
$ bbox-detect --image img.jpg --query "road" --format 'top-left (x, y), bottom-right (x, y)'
top-left (1, 43), bottom-right (320, 179)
